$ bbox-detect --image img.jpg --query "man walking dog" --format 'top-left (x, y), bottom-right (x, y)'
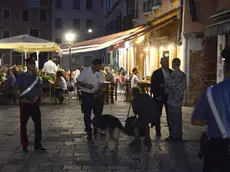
top-left (77, 59), bottom-right (105, 140)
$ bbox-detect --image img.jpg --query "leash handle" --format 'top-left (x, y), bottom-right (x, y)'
top-left (127, 103), bottom-right (132, 118)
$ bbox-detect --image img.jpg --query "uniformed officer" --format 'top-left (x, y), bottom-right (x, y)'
top-left (77, 59), bottom-right (105, 140)
top-left (191, 46), bottom-right (230, 172)
top-left (13, 57), bottom-right (47, 152)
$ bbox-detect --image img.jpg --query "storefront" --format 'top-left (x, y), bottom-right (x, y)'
top-left (204, 10), bottom-right (230, 83)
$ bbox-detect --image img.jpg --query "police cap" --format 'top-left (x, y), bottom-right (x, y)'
top-left (25, 57), bottom-right (36, 64)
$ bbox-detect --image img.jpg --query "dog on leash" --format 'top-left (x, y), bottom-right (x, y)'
top-left (91, 114), bottom-right (125, 151)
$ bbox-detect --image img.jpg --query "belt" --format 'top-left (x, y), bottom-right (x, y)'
top-left (20, 96), bottom-right (33, 100)
top-left (81, 92), bottom-right (95, 95)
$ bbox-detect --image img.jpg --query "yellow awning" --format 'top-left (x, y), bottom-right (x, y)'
top-left (0, 34), bottom-right (59, 53)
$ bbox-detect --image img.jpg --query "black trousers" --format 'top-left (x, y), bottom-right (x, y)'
top-left (154, 100), bottom-right (169, 134)
top-left (19, 103), bottom-right (42, 148)
top-left (81, 92), bottom-right (104, 135)
top-left (203, 139), bottom-right (230, 172)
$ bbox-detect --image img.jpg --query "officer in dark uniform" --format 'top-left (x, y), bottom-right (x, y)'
top-left (13, 57), bottom-right (47, 152)
top-left (192, 46), bottom-right (230, 172)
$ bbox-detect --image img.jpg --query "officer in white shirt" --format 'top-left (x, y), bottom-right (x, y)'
top-left (42, 57), bottom-right (57, 75)
top-left (77, 59), bottom-right (105, 140)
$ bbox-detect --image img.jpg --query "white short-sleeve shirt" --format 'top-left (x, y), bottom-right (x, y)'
top-left (77, 66), bottom-right (105, 93)
top-left (131, 74), bottom-right (141, 88)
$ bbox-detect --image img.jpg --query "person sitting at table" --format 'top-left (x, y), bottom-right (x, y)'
top-left (54, 71), bottom-right (67, 104)
top-left (1, 68), bottom-right (16, 101)
top-left (105, 66), bottom-right (115, 83)
top-left (131, 70), bottom-right (142, 88)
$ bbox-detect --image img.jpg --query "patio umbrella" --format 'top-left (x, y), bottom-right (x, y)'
top-left (0, 34), bottom-right (59, 66)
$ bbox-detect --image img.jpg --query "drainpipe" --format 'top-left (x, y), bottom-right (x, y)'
top-left (177, 0), bottom-right (183, 45)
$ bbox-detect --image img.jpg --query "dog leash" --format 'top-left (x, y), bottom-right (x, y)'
top-left (127, 103), bottom-right (132, 118)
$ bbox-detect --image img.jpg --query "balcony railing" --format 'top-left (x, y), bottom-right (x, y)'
top-left (143, 0), bottom-right (162, 13)
top-left (28, 0), bottom-right (40, 8)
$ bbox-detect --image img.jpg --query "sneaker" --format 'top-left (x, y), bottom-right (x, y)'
top-left (143, 138), bottom-right (152, 148)
top-left (23, 147), bottom-right (29, 152)
top-left (129, 139), bottom-right (141, 147)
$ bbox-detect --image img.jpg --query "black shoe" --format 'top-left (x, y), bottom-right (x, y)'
top-left (23, 147), bottom-right (29, 152)
top-left (34, 145), bottom-right (47, 151)
top-left (129, 139), bottom-right (141, 147)
top-left (143, 138), bottom-right (152, 148)
top-left (166, 136), bottom-right (182, 142)
top-left (156, 132), bottom-right (162, 137)
top-left (87, 134), bottom-right (92, 140)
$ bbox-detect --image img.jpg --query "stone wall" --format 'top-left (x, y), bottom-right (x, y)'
top-left (186, 36), bottom-right (217, 106)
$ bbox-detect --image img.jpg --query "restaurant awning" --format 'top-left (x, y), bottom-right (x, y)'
top-left (60, 27), bottom-right (146, 55)
top-left (60, 11), bottom-right (178, 55)
top-left (204, 10), bottom-right (230, 37)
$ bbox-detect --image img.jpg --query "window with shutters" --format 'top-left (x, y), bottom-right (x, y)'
top-left (73, 19), bottom-right (80, 30)
top-left (3, 9), bottom-right (10, 20)
top-left (86, 19), bottom-right (92, 29)
top-left (40, 9), bottom-right (47, 22)
top-left (21, 10), bottom-right (29, 22)
top-left (73, 0), bottom-right (80, 10)
top-left (2, 30), bottom-right (11, 38)
top-left (29, 28), bottom-right (40, 37)
top-left (86, 0), bottom-right (93, 10)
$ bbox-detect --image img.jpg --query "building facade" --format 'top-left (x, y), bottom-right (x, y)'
top-left (0, 0), bottom-right (52, 68)
top-left (52, 0), bottom-right (104, 69)
top-left (103, 0), bottom-right (136, 67)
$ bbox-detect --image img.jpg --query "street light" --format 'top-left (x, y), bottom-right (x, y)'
top-left (65, 32), bottom-right (76, 82)
top-left (88, 29), bottom-right (92, 33)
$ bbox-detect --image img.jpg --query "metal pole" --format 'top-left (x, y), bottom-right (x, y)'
top-left (69, 46), bottom-right (72, 82)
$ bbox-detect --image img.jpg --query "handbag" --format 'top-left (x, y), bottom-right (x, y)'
top-left (124, 103), bottom-right (148, 136)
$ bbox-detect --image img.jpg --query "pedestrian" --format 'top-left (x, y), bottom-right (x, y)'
top-left (191, 46), bottom-right (230, 172)
top-left (150, 57), bottom-right (173, 137)
top-left (77, 59), bottom-right (105, 140)
top-left (129, 87), bottom-right (160, 148)
top-left (13, 56), bottom-right (47, 152)
top-left (166, 58), bottom-right (186, 141)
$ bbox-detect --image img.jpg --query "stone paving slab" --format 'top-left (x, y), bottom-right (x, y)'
top-left (0, 101), bottom-right (204, 172)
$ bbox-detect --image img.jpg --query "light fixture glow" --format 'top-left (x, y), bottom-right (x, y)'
top-left (88, 29), bottom-right (93, 33)
top-left (160, 46), bottom-right (164, 50)
top-left (65, 32), bottom-right (76, 42)
top-left (136, 35), bottom-right (144, 44)
top-left (168, 44), bottom-right (174, 50)
top-left (124, 42), bottom-right (130, 49)
top-left (144, 48), bottom-right (149, 52)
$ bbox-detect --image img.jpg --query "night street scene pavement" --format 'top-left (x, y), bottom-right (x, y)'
top-left (0, 101), bottom-right (204, 172)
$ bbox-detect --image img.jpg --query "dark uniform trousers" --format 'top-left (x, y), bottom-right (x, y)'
top-left (81, 92), bottom-right (104, 135)
top-left (154, 99), bottom-right (169, 134)
top-left (203, 139), bottom-right (230, 172)
top-left (19, 103), bottom-right (42, 147)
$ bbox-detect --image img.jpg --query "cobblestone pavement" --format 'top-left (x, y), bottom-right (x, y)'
top-left (0, 101), bottom-right (205, 172)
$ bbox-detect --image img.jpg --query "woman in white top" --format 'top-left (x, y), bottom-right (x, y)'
top-left (131, 70), bottom-right (141, 88)
top-left (54, 71), bottom-right (67, 103)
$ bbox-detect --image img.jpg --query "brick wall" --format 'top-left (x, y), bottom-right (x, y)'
top-left (187, 37), bottom-right (217, 105)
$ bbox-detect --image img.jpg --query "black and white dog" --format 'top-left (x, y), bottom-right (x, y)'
top-left (91, 114), bottom-right (125, 151)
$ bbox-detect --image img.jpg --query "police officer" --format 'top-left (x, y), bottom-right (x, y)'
top-left (13, 57), bottom-right (47, 152)
top-left (192, 46), bottom-right (230, 172)
top-left (77, 59), bottom-right (105, 140)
